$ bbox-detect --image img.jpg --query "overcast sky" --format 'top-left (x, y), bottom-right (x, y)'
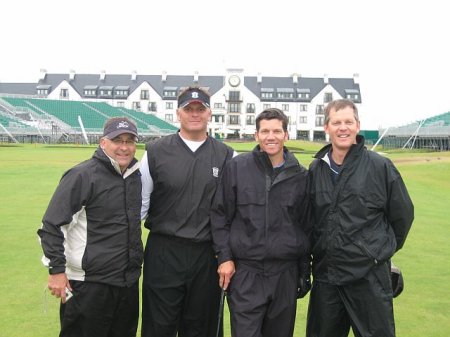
top-left (1, 0), bottom-right (448, 129)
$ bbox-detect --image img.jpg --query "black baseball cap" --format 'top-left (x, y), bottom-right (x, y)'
top-left (178, 87), bottom-right (210, 108)
top-left (103, 117), bottom-right (138, 139)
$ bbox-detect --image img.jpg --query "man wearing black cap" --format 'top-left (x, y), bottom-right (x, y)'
top-left (140, 87), bottom-right (235, 337)
top-left (38, 117), bottom-right (143, 337)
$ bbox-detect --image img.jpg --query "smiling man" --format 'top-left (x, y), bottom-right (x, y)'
top-left (140, 87), bottom-right (234, 337)
top-left (211, 108), bottom-right (312, 337)
top-left (306, 99), bottom-right (414, 337)
top-left (38, 117), bottom-right (143, 337)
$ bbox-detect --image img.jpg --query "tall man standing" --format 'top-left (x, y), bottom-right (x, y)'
top-left (140, 87), bottom-right (234, 337)
top-left (211, 108), bottom-right (312, 337)
top-left (38, 117), bottom-right (143, 337)
top-left (306, 99), bottom-right (414, 337)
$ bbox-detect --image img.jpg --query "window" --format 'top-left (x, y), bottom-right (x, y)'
top-left (132, 102), bottom-right (141, 111)
top-left (214, 103), bottom-right (224, 109)
top-left (263, 104), bottom-right (271, 109)
top-left (115, 90), bottom-right (128, 97)
top-left (246, 115), bottom-right (255, 125)
top-left (345, 89), bottom-right (360, 101)
top-left (346, 93), bottom-right (359, 100)
top-left (315, 105), bottom-right (324, 115)
top-left (300, 104), bottom-right (308, 112)
top-left (212, 115), bottom-right (224, 123)
top-left (228, 115), bottom-right (240, 125)
top-left (117, 101), bottom-right (125, 107)
top-left (277, 92), bottom-right (294, 99)
top-left (83, 86), bottom-right (97, 96)
top-left (149, 102), bottom-right (157, 112)
top-left (101, 90), bottom-right (112, 96)
top-left (297, 89), bottom-right (310, 100)
top-left (228, 103), bottom-right (240, 113)
top-left (324, 92), bottom-right (333, 103)
top-left (228, 91), bottom-right (241, 101)
top-left (315, 116), bottom-right (325, 126)
top-left (163, 89), bottom-right (177, 97)
top-left (36, 85), bottom-right (51, 96)
top-left (60, 89), bottom-right (69, 99)
top-left (166, 102), bottom-right (173, 109)
top-left (165, 114), bottom-right (173, 122)
top-left (84, 89), bottom-right (96, 96)
top-left (261, 92), bottom-right (273, 99)
top-left (141, 90), bottom-right (149, 100)
top-left (282, 104), bottom-right (289, 111)
top-left (299, 116), bottom-right (307, 124)
top-left (261, 88), bottom-right (274, 100)
top-left (298, 93), bottom-right (310, 99)
top-left (246, 103), bottom-right (255, 113)
top-left (99, 87), bottom-right (113, 97)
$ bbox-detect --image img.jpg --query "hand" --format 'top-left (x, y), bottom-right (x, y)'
top-left (218, 260), bottom-right (235, 290)
top-left (297, 275), bottom-right (311, 299)
top-left (48, 273), bottom-right (72, 303)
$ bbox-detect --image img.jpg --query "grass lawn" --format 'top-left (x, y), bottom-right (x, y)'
top-left (0, 141), bottom-right (449, 337)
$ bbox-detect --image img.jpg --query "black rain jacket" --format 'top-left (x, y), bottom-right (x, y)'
top-left (309, 136), bottom-right (414, 284)
top-left (211, 146), bottom-right (312, 274)
top-left (38, 147), bottom-right (143, 287)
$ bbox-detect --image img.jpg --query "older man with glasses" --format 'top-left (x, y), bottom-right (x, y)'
top-left (38, 117), bottom-right (143, 337)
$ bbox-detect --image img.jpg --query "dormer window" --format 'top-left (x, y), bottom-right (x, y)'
top-left (163, 87), bottom-right (178, 98)
top-left (345, 89), bottom-right (359, 101)
top-left (84, 85), bottom-right (98, 97)
top-left (277, 88), bottom-right (294, 99)
top-left (99, 86), bottom-right (114, 98)
top-left (261, 88), bottom-right (274, 100)
top-left (36, 84), bottom-right (51, 96)
top-left (114, 86), bottom-right (129, 98)
top-left (297, 88), bottom-right (310, 100)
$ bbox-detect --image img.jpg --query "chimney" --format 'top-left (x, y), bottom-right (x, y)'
top-left (100, 70), bottom-right (106, 81)
top-left (292, 73), bottom-right (299, 84)
top-left (194, 71), bottom-right (199, 83)
top-left (324, 74), bottom-right (329, 84)
top-left (131, 70), bottom-right (137, 81)
top-left (69, 69), bottom-right (75, 80)
top-left (39, 68), bottom-right (47, 81)
top-left (257, 72), bottom-right (262, 83)
top-left (162, 71), bottom-right (167, 82)
top-left (353, 73), bottom-right (359, 84)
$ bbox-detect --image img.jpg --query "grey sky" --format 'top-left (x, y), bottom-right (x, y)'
top-left (1, 0), bottom-right (448, 129)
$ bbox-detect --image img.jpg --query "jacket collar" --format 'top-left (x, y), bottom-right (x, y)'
top-left (252, 145), bottom-right (299, 170)
top-left (93, 146), bottom-right (140, 178)
top-left (315, 135), bottom-right (366, 164)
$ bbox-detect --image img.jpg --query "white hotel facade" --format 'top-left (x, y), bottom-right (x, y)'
top-left (4, 68), bottom-right (362, 141)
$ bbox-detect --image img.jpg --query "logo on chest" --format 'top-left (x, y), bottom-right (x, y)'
top-left (212, 167), bottom-right (219, 178)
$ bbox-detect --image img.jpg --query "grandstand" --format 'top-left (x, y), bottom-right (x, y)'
top-left (379, 112), bottom-right (450, 151)
top-left (0, 96), bottom-right (177, 144)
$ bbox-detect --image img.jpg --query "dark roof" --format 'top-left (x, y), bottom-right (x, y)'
top-left (36, 73), bottom-right (225, 99)
top-left (245, 76), bottom-right (361, 102)
top-left (3, 73), bottom-right (361, 103)
top-left (0, 83), bottom-right (37, 95)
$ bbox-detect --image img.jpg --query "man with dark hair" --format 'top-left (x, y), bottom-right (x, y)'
top-left (38, 117), bottom-right (143, 337)
top-left (306, 99), bottom-right (414, 337)
top-left (211, 108), bottom-right (312, 337)
top-left (140, 87), bottom-right (235, 337)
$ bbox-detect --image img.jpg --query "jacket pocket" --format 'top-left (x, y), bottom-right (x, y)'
top-left (354, 240), bottom-right (379, 266)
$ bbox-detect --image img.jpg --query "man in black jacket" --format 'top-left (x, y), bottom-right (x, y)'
top-left (38, 117), bottom-right (143, 337)
top-left (211, 108), bottom-right (312, 337)
top-left (306, 99), bottom-right (414, 337)
top-left (140, 87), bottom-right (234, 337)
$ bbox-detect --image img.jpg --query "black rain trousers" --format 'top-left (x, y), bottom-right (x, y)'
top-left (306, 262), bottom-right (395, 337)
